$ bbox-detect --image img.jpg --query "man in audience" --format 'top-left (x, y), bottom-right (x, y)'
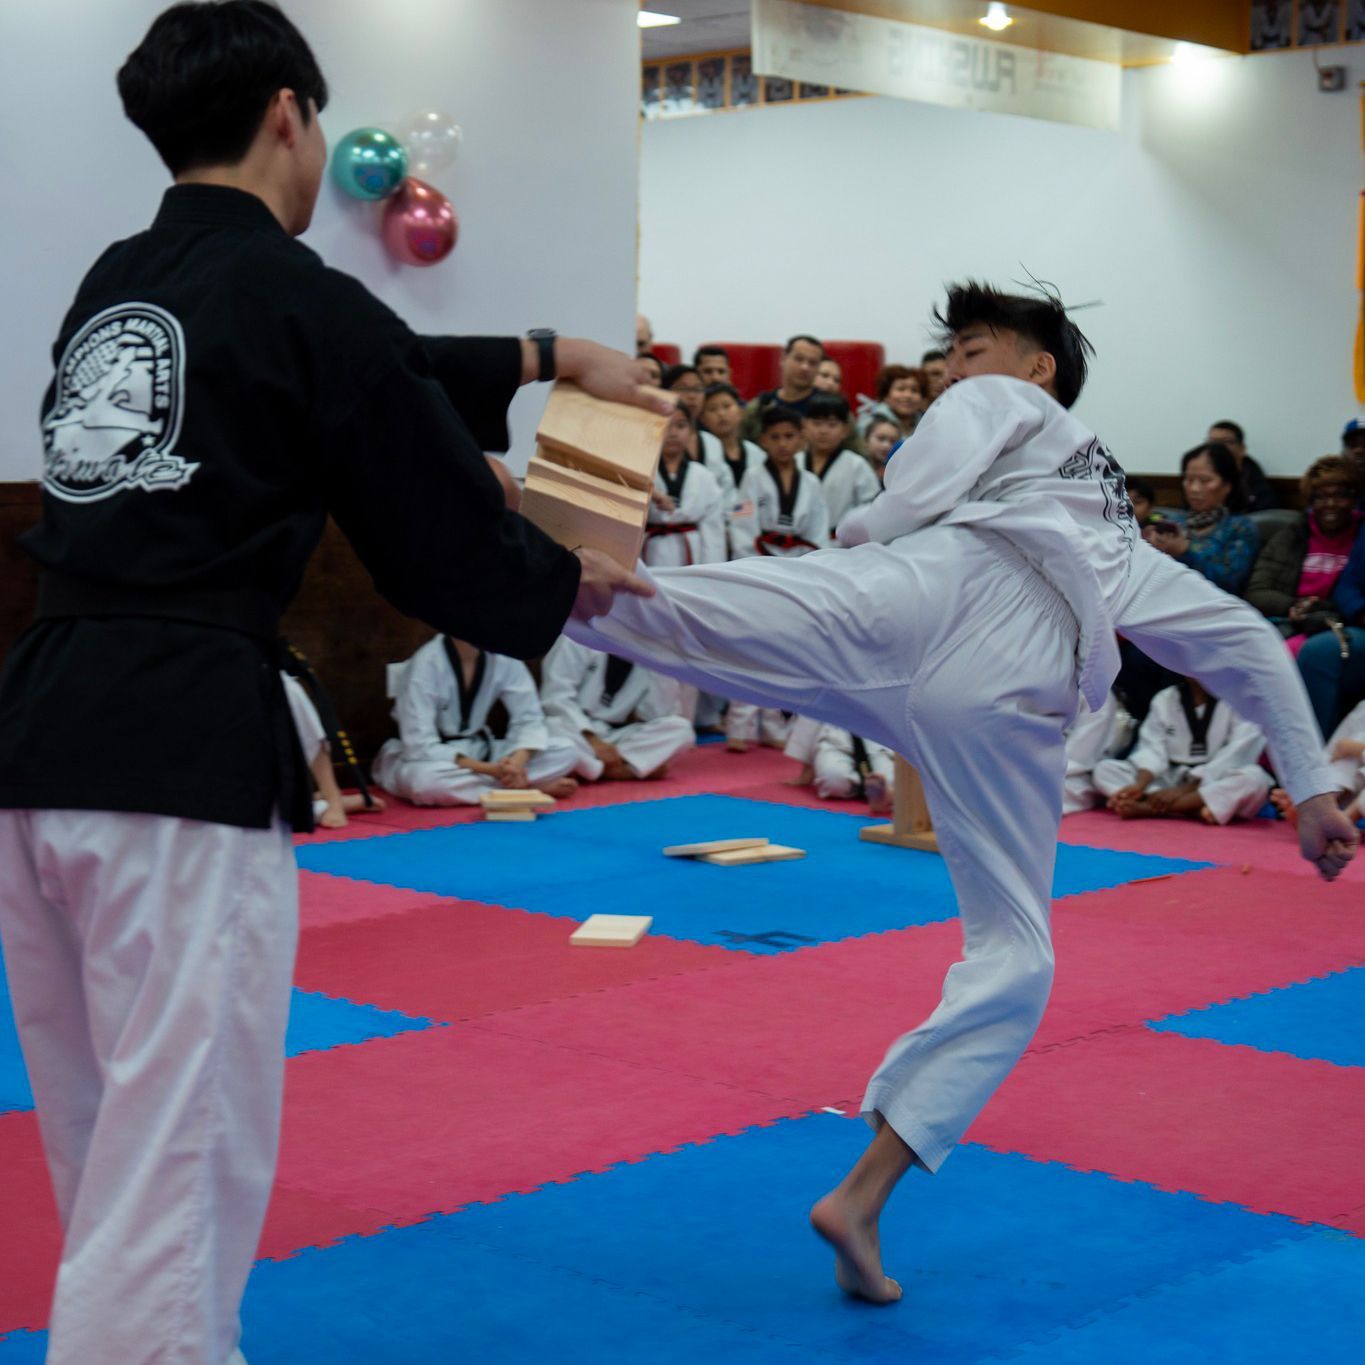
top-left (920, 349), bottom-right (948, 400)
top-left (1207, 419), bottom-right (1278, 511)
top-left (740, 334), bottom-right (825, 439)
top-left (636, 313), bottom-right (655, 357)
top-left (815, 356), bottom-right (844, 393)
top-left (694, 344), bottom-right (732, 388)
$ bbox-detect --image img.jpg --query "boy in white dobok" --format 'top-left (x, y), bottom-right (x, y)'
top-left (540, 635), bottom-right (694, 781)
top-left (1060, 690), bottom-right (1131, 814)
top-left (567, 282), bottom-right (1357, 1306)
top-left (645, 406), bottom-right (726, 569)
top-left (699, 383), bottom-right (765, 526)
top-left (812, 723), bottom-right (896, 812)
top-left (1273, 698), bottom-right (1365, 827)
top-left (372, 635), bottom-right (582, 804)
top-left (799, 392), bottom-right (881, 541)
top-left (1094, 678), bottom-right (1271, 824)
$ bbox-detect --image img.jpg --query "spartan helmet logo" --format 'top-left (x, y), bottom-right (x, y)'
top-left (41, 302), bottom-right (198, 503)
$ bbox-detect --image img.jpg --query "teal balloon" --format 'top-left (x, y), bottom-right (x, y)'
top-left (331, 127), bottom-right (408, 201)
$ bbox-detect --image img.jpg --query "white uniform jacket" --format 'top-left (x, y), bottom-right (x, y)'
top-left (541, 635), bottom-right (685, 734)
top-left (799, 447), bottom-right (880, 540)
top-left (731, 460), bottom-right (830, 558)
top-left (646, 458), bottom-right (726, 568)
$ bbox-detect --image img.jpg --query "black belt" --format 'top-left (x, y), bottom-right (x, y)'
top-left (36, 572), bottom-right (281, 641)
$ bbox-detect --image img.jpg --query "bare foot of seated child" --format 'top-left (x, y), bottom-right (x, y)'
top-left (863, 772), bottom-right (894, 816)
top-left (785, 762), bottom-right (814, 787)
top-left (727, 739), bottom-right (751, 754)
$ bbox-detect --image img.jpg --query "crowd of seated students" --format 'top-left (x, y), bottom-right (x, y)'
top-left (299, 323), bottom-right (1365, 838)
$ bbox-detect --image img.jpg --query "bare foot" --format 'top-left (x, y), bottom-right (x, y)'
top-left (536, 777), bottom-right (578, 799)
top-left (1113, 796), bottom-right (1151, 820)
top-left (810, 1192), bottom-right (902, 1305)
top-left (864, 774), bottom-right (892, 815)
top-left (319, 802), bottom-right (349, 829)
top-left (760, 737), bottom-right (787, 750)
top-left (1200, 805), bottom-right (1218, 825)
top-left (784, 763), bottom-right (815, 788)
top-left (602, 758), bottom-right (643, 781)
top-left (342, 792), bottom-right (385, 814)
top-left (726, 739), bottom-right (751, 754)
top-left (1270, 787), bottom-right (1298, 829)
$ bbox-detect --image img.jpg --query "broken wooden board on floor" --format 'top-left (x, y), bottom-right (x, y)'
top-left (570, 913), bottom-right (653, 948)
top-left (663, 837), bottom-right (770, 859)
top-left (700, 843), bottom-right (806, 867)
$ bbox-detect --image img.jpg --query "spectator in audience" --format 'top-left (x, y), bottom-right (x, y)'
top-left (1126, 476), bottom-right (1156, 527)
top-left (1144, 442), bottom-right (1258, 595)
top-left (1093, 677), bottom-right (1272, 825)
top-left (645, 406), bottom-right (726, 568)
top-left (863, 415), bottom-right (902, 482)
top-left (1343, 419), bottom-right (1365, 499)
top-left (663, 363), bottom-right (716, 461)
top-left (694, 345), bottom-right (732, 388)
top-left (920, 349), bottom-right (948, 400)
top-left (1272, 697), bottom-right (1365, 829)
top-left (1296, 519), bottom-right (1365, 737)
top-left (638, 353), bottom-right (665, 387)
top-left (814, 357), bottom-right (844, 394)
top-left (739, 334), bottom-right (825, 439)
top-left (800, 392), bottom-right (880, 539)
top-left (699, 382), bottom-right (764, 514)
top-left (1207, 419), bottom-right (1278, 512)
top-left (812, 723), bottom-right (895, 814)
top-left (860, 364), bottom-right (926, 439)
top-left (1060, 692), bottom-right (1132, 815)
top-left (1245, 456), bottom-right (1362, 657)
top-left (636, 313), bottom-right (654, 357)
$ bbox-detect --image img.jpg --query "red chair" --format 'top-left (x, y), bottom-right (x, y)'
top-left (651, 344), bottom-right (682, 369)
top-left (703, 342), bottom-right (783, 402)
top-left (821, 341), bottom-right (886, 409)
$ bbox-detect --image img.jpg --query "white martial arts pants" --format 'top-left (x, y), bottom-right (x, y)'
top-left (0, 809), bottom-right (297, 1365)
top-left (725, 701), bottom-right (790, 747)
top-left (813, 730), bottom-right (896, 801)
top-left (548, 716), bottom-right (694, 780)
top-left (569, 526), bottom-right (1079, 1171)
top-left (373, 736), bottom-right (581, 805)
top-left (1092, 759), bottom-right (1272, 825)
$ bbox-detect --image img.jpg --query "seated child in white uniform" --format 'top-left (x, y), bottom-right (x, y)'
top-left (372, 635), bottom-right (581, 805)
top-left (798, 392), bottom-right (880, 542)
top-left (1273, 698), bottom-right (1365, 827)
top-left (812, 723), bottom-right (896, 813)
top-left (1061, 690), bottom-right (1133, 814)
top-left (540, 635), bottom-right (694, 781)
top-left (282, 672), bottom-right (384, 829)
top-left (727, 404), bottom-right (830, 751)
top-left (1093, 678), bottom-right (1272, 824)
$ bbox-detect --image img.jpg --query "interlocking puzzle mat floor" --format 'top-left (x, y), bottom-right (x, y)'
top-left (2, 746), bottom-right (1362, 1361)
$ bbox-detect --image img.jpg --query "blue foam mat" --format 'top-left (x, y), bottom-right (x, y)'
top-left (0, 965), bottom-right (431, 1114)
top-left (1149, 966), bottom-right (1365, 1068)
top-left (295, 795), bottom-right (1208, 950)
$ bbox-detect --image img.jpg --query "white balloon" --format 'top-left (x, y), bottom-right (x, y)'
top-left (397, 109), bottom-right (463, 179)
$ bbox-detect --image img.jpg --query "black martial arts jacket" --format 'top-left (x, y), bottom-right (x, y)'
top-left (0, 184), bottom-right (579, 831)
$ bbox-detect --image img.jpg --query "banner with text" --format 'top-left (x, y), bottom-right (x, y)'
top-left (751, 0), bottom-right (1122, 133)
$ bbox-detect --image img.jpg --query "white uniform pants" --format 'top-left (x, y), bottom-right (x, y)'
top-left (568, 526), bottom-right (1079, 1171)
top-left (784, 714), bottom-right (822, 766)
top-left (373, 736), bottom-right (581, 805)
top-left (725, 700), bottom-right (790, 746)
top-left (548, 716), bottom-right (694, 780)
top-left (1092, 758), bottom-right (1272, 825)
top-left (0, 809), bottom-right (297, 1365)
top-left (813, 730), bottom-right (896, 801)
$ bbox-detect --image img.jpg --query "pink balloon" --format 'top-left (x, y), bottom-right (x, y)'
top-left (381, 177), bottom-right (458, 267)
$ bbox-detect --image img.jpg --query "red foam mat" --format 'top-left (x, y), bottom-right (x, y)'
top-left (1060, 810), bottom-right (1311, 874)
top-left (298, 871), bottom-right (453, 931)
top-left (971, 1028), bottom-right (1365, 1232)
top-left (275, 1026), bottom-right (807, 1219)
top-left (0, 1113), bottom-right (59, 1334)
top-left (295, 898), bottom-right (738, 1021)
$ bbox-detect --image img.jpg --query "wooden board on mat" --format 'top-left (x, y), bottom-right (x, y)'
top-left (858, 755), bottom-right (940, 854)
top-left (484, 809), bottom-right (538, 823)
top-left (480, 789), bottom-right (556, 809)
top-left (663, 837), bottom-right (770, 859)
top-left (700, 843), bottom-right (806, 866)
top-left (570, 913), bottom-right (653, 948)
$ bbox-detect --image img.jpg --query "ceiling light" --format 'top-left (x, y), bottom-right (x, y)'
top-left (638, 9), bottom-right (682, 26)
top-left (1170, 42), bottom-right (1212, 67)
top-left (978, 3), bottom-right (1014, 31)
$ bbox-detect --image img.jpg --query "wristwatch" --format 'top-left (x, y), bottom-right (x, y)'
top-left (527, 328), bottom-right (557, 382)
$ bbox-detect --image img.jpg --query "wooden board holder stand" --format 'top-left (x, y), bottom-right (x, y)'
top-left (859, 755), bottom-right (940, 854)
top-left (519, 381), bottom-right (668, 570)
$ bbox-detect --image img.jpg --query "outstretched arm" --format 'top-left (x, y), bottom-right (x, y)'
top-left (1116, 541), bottom-right (1357, 880)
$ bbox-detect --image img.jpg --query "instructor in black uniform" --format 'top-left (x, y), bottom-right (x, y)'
top-left (0, 5), bottom-right (666, 1362)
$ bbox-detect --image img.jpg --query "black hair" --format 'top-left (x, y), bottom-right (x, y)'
top-left (760, 403), bottom-right (804, 434)
top-left (805, 392), bottom-right (851, 423)
top-left (702, 383), bottom-right (742, 404)
top-left (694, 344), bottom-right (730, 365)
top-left (1209, 419), bottom-right (1245, 444)
top-left (1182, 442), bottom-right (1247, 513)
top-left (118, 1), bottom-right (328, 176)
top-left (638, 354), bottom-right (665, 383)
top-left (920, 349), bottom-right (946, 364)
top-left (784, 334), bottom-right (824, 357)
top-left (662, 363), bottom-right (701, 389)
top-left (1126, 475), bottom-right (1156, 504)
top-left (934, 280), bottom-right (1094, 409)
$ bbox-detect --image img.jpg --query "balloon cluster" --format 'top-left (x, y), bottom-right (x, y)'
top-left (331, 110), bottom-right (463, 267)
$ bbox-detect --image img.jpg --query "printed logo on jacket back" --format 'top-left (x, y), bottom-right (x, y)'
top-left (41, 302), bottom-right (198, 502)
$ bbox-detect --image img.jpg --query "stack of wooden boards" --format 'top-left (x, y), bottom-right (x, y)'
top-left (664, 837), bottom-right (806, 866)
top-left (519, 381), bottom-right (669, 569)
top-left (479, 789), bottom-right (557, 822)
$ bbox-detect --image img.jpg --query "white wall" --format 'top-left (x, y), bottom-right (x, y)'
top-left (0, 0), bottom-right (640, 480)
top-left (640, 49), bottom-right (1363, 475)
